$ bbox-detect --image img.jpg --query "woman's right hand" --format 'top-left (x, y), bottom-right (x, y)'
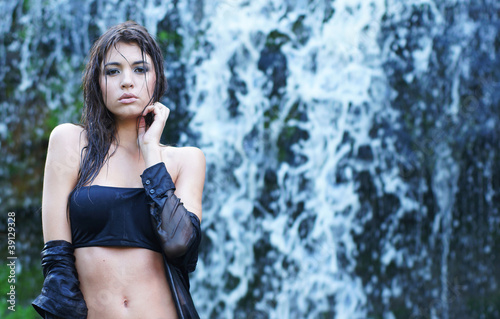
top-left (138, 102), bottom-right (170, 167)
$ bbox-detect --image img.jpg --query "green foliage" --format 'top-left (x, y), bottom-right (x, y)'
top-left (44, 112), bottom-right (60, 137)
top-left (22, 0), bottom-right (31, 12)
top-left (277, 101), bottom-right (309, 165)
top-left (0, 262), bottom-right (43, 319)
top-left (0, 304), bottom-right (37, 319)
top-left (265, 30), bottom-right (290, 51)
top-left (291, 15), bottom-right (310, 46)
top-left (157, 30), bottom-right (184, 57)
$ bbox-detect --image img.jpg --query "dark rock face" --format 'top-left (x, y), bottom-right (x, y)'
top-left (1, 0), bottom-right (499, 318)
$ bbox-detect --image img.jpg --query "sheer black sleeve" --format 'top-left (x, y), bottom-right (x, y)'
top-left (141, 162), bottom-right (202, 318)
top-left (141, 162), bottom-right (201, 273)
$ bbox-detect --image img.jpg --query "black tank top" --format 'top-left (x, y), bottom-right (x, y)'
top-left (69, 185), bottom-right (161, 252)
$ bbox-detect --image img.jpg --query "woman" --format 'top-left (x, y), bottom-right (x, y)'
top-left (32, 21), bottom-right (205, 319)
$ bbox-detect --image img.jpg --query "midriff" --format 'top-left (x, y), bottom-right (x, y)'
top-left (74, 246), bottom-right (178, 319)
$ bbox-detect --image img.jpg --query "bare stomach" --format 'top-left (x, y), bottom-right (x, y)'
top-left (74, 247), bottom-right (178, 319)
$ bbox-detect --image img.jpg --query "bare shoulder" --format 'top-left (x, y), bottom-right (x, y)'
top-left (45, 123), bottom-right (85, 179)
top-left (178, 147), bottom-right (205, 166)
top-left (49, 123), bottom-right (85, 146)
top-left (162, 146), bottom-right (206, 173)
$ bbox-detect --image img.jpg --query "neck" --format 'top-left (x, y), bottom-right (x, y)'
top-left (113, 118), bottom-right (140, 152)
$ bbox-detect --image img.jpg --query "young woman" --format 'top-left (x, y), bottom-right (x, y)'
top-left (32, 21), bottom-right (205, 319)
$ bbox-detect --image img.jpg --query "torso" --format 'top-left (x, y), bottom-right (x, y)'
top-left (74, 247), bottom-right (177, 319)
top-left (73, 133), bottom-right (181, 319)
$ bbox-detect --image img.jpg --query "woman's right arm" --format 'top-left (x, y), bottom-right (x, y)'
top-left (32, 124), bottom-right (88, 319)
top-left (42, 123), bottom-right (82, 242)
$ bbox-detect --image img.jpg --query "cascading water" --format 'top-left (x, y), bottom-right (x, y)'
top-left (1, 0), bottom-right (499, 318)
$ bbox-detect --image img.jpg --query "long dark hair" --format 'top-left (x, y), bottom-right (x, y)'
top-left (76, 21), bottom-right (167, 191)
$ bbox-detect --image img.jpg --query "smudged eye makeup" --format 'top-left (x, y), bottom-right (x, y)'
top-left (104, 66), bottom-right (149, 76)
top-left (105, 68), bottom-right (120, 76)
top-left (103, 61), bottom-right (150, 76)
top-left (134, 66), bottom-right (149, 73)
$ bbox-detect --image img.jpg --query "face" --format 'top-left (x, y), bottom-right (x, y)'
top-left (100, 42), bottom-right (156, 121)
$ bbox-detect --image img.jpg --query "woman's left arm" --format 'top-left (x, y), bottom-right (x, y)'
top-left (171, 147), bottom-right (206, 222)
top-left (138, 103), bottom-right (206, 270)
top-left (141, 148), bottom-right (205, 271)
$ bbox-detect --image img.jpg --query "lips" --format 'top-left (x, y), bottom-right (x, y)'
top-left (118, 93), bottom-right (138, 104)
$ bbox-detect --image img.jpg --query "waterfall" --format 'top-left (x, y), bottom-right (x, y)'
top-left (1, 0), bottom-right (499, 318)
top-left (182, 1), bottom-right (392, 317)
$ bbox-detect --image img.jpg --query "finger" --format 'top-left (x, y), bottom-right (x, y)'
top-left (156, 102), bottom-right (170, 119)
top-left (149, 103), bottom-right (170, 121)
top-left (138, 116), bottom-right (146, 135)
top-left (142, 102), bottom-right (167, 116)
top-left (142, 104), bottom-right (155, 116)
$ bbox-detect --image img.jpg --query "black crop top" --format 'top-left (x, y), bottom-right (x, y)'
top-left (69, 185), bottom-right (162, 252)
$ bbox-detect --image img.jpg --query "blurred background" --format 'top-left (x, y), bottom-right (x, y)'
top-left (1, 0), bottom-right (499, 318)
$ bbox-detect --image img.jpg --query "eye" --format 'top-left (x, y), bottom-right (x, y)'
top-left (134, 66), bottom-right (149, 73)
top-left (105, 69), bottom-right (119, 76)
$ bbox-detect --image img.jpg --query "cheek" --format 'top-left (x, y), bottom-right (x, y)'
top-left (99, 77), bottom-right (107, 96)
top-left (148, 74), bottom-right (157, 96)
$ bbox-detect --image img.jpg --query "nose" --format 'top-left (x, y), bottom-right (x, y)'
top-left (120, 70), bottom-right (134, 89)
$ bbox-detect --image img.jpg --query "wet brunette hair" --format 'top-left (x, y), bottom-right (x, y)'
top-left (76, 20), bottom-right (167, 190)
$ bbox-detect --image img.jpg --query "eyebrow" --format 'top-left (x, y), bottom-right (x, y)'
top-left (104, 60), bottom-right (150, 67)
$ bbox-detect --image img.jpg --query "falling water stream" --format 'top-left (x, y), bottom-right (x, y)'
top-left (1, 0), bottom-right (499, 318)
